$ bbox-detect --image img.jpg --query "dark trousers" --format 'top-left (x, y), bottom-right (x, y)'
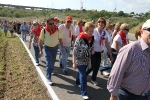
top-left (86, 52), bottom-right (101, 81)
top-left (119, 88), bottom-right (149, 100)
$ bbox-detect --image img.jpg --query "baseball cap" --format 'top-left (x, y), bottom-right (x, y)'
top-left (54, 17), bottom-right (59, 21)
top-left (65, 16), bottom-right (72, 21)
top-left (142, 19), bottom-right (150, 29)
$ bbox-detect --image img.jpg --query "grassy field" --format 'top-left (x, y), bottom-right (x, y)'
top-left (0, 30), bottom-right (51, 100)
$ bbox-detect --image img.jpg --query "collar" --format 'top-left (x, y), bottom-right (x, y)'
top-left (140, 38), bottom-right (149, 51)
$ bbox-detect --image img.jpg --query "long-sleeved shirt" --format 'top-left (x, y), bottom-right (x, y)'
top-left (107, 38), bottom-right (150, 96)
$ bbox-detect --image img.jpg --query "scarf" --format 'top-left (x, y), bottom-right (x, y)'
top-left (119, 30), bottom-right (127, 45)
top-left (32, 26), bottom-right (42, 36)
top-left (78, 32), bottom-right (92, 43)
top-left (79, 25), bottom-right (83, 33)
top-left (45, 24), bottom-right (58, 35)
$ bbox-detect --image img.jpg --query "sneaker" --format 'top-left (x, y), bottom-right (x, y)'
top-left (36, 63), bottom-right (39, 66)
top-left (91, 80), bottom-right (98, 86)
top-left (47, 80), bottom-right (53, 85)
top-left (82, 96), bottom-right (89, 99)
top-left (102, 71), bottom-right (110, 76)
top-left (63, 71), bottom-right (68, 75)
top-left (78, 85), bottom-right (81, 88)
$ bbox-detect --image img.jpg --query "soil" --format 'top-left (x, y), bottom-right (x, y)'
top-left (0, 35), bottom-right (51, 100)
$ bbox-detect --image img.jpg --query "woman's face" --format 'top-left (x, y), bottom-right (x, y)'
top-left (97, 20), bottom-right (105, 29)
top-left (86, 27), bottom-right (94, 36)
top-left (122, 28), bottom-right (129, 35)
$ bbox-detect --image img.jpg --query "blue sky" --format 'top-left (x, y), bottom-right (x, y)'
top-left (0, 0), bottom-right (150, 14)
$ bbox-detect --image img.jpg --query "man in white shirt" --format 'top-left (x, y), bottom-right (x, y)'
top-left (58, 16), bottom-right (76, 75)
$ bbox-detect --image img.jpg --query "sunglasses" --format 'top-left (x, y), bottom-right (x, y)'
top-left (143, 28), bottom-right (150, 32)
top-left (48, 23), bottom-right (54, 25)
top-left (98, 21), bottom-right (105, 24)
top-left (124, 29), bottom-right (130, 31)
top-left (67, 21), bottom-right (72, 23)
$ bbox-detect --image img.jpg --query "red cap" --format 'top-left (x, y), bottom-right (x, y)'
top-left (54, 17), bottom-right (59, 21)
top-left (65, 16), bottom-right (72, 21)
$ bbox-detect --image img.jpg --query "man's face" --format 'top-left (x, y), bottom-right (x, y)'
top-left (65, 20), bottom-right (72, 27)
top-left (47, 20), bottom-right (54, 29)
top-left (141, 27), bottom-right (150, 46)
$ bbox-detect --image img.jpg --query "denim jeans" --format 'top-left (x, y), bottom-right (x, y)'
top-left (21, 31), bottom-right (27, 41)
top-left (76, 65), bottom-right (87, 96)
top-left (99, 53), bottom-right (117, 71)
top-left (118, 88), bottom-right (149, 100)
top-left (86, 52), bottom-right (101, 81)
top-left (44, 45), bottom-right (58, 81)
top-left (33, 44), bottom-right (40, 63)
top-left (59, 45), bottom-right (71, 72)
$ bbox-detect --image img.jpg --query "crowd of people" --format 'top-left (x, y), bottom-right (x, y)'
top-left (0, 17), bottom-right (150, 100)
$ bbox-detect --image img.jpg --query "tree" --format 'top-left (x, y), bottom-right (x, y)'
top-left (130, 12), bottom-right (135, 15)
top-left (118, 11), bottom-right (125, 16)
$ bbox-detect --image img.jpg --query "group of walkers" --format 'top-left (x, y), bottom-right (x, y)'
top-left (1, 16), bottom-right (150, 100)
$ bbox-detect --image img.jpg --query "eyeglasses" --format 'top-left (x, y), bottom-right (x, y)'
top-left (143, 28), bottom-right (150, 32)
top-left (98, 21), bottom-right (105, 24)
top-left (48, 23), bottom-right (54, 25)
top-left (67, 21), bottom-right (72, 23)
top-left (124, 29), bottom-right (130, 31)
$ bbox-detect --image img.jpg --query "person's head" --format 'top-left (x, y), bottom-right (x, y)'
top-left (23, 21), bottom-right (26, 24)
top-left (141, 19), bottom-right (150, 46)
top-left (84, 22), bottom-right (95, 36)
top-left (106, 24), bottom-right (113, 34)
top-left (65, 16), bottom-right (72, 27)
top-left (114, 22), bottom-right (121, 31)
top-left (54, 17), bottom-right (59, 24)
top-left (33, 21), bottom-right (39, 29)
top-left (47, 17), bottom-right (55, 29)
top-left (77, 20), bottom-right (83, 26)
top-left (135, 26), bottom-right (142, 40)
top-left (97, 17), bottom-right (106, 29)
top-left (120, 23), bottom-right (130, 35)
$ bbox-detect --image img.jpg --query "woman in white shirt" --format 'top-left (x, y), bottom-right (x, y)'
top-left (75, 20), bottom-right (84, 36)
top-left (100, 23), bottom-right (130, 74)
top-left (86, 17), bottom-right (113, 85)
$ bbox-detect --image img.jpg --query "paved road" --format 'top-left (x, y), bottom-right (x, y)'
top-left (19, 34), bottom-right (136, 100)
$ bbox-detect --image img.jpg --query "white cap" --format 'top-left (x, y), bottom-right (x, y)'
top-left (142, 19), bottom-right (150, 29)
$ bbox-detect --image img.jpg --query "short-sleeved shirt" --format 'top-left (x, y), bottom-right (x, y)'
top-left (93, 28), bottom-right (108, 52)
top-left (58, 24), bottom-right (75, 46)
top-left (39, 29), bottom-right (61, 47)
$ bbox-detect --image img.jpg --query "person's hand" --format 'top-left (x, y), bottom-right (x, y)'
top-left (39, 51), bottom-right (43, 57)
top-left (29, 44), bottom-right (31, 49)
top-left (110, 55), bottom-right (114, 62)
top-left (72, 63), bottom-right (77, 70)
top-left (110, 95), bottom-right (118, 100)
top-left (62, 46), bottom-right (66, 52)
top-left (91, 50), bottom-right (95, 55)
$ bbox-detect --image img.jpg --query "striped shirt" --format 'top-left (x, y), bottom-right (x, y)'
top-left (107, 38), bottom-right (150, 96)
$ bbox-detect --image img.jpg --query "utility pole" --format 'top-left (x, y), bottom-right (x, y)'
top-left (80, 0), bottom-right (86, 10)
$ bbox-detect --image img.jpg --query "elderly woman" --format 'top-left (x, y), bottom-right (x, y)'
top-left (29, 21), bottom-right (42, 66)
top-left (86, 17), bottom-right (113, 85)
top-left (73, 22), bottom-right (95, 100)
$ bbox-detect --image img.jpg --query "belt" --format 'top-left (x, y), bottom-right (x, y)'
top-left (44, 45), bottom-right (56, 49)
top-left (120, 87), bottom-right (139, 96)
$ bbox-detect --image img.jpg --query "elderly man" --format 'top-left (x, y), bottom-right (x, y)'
top-left (38, 18), bottom-right (63, 85)
top-left (58, 16), bottom-right (76, 75)
top-left (107, 19), bottom-right (150, 100)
